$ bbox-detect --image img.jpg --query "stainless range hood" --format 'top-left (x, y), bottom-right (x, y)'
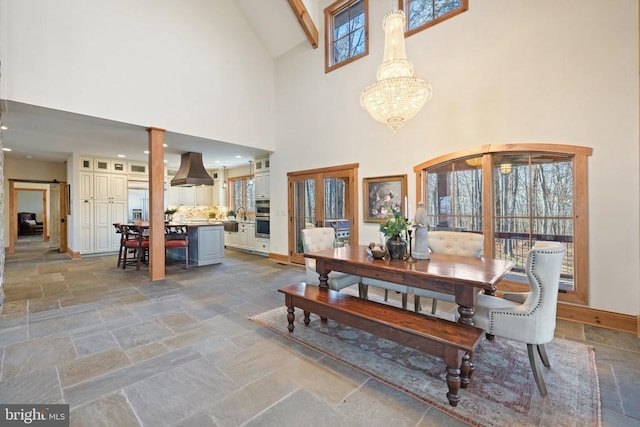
top-left (170, 152), bottom-right (214, 187)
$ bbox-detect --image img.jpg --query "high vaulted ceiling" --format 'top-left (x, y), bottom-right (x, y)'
top-left (0, 0), bottom-right (314, 169)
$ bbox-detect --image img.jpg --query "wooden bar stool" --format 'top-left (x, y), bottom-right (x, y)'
top-left (164, 225), bottom-right (189, 269)
top-left (121, 224), bottom-right (149, 270)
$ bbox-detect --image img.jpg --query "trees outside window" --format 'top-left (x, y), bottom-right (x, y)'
top-left (399, 0), bottom-right (468, 37)
top-left (325, 0), bottom-right (368, 73)
top-left (416, 144), bottom-right (592, 304)
top-left (229, 176), bottom-right (254, 214)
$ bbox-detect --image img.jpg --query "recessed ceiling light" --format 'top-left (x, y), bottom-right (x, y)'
top-left (0, 126), bottom-right (7, 130)
top-left (214, 160), bottom-right (221, 163)
top-left (144, 150), bottom-right (150, 154)
top-left (163, 160), bottom-right (168, 163)
top-left (235, 155), bottom-right (242, 159)
top-left (163, 144), bottom-right (168, 147)
top-left (117, 154), bottom-right (126, 158)
top-left (2, 148), bottom-right (11, 152)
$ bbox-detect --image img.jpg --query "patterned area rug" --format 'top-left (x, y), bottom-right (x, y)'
top-left (252, 298), bottom-right (601, 426)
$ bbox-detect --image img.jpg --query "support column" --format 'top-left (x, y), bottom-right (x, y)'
top-left (147, 127), bottom-right (166, 281)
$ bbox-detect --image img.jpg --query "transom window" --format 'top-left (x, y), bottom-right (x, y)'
top-left (398, 0), bottom-right (468, 36)
top-left (416, 144), bottom-right (592, 305)
top-left (324, 0), bottom-right (368, 73)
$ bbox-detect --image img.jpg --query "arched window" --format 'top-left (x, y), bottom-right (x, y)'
top-left (414, 143), bottom-right (592, 304)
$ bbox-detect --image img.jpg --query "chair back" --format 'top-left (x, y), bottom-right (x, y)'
top-left (164, 225), bottom-right (189, 246)
top-left (519, 241), bottom-right (566, 343)
top-left (428, 231), bottom-right (484, 257)
top-left (301, 227), bottom-right (336, 254)
top-left (121, 224), bottom-right (146, 246)
top-left (301, 227), bottom-right (336, 273)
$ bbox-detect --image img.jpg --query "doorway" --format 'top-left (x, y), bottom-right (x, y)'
top-left (287, 163), bottom-right (358, 265)
top-left (8, 180), bottom-right (68, 255)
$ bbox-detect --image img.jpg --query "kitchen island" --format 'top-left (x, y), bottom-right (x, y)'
top-left (167, 221), bottom-right (224, 266)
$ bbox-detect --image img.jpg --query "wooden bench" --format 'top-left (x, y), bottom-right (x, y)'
top-left (278, 283), bottom-right (484, 407)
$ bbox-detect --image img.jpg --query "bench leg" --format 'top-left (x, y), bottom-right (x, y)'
top-left (444, 347), bottom-right (464, 407)
top-left (460, 351), bottom-right (475, 388)
top-left (286, 306), bottom-right (295, 332)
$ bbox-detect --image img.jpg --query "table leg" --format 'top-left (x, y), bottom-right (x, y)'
top-left (286, 305), bottom-right (295, 332)
top-left (303, 310), bottom-right (311, 326)
top-left (444, 347), bottom-right (463, 407)
top-left (457, 305), bottom-right (475, 325)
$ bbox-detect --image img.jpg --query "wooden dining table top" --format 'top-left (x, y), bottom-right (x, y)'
top-left (305, 245), bottom-right (514, 292)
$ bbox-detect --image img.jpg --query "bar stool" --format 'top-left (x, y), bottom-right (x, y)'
top-left (121, 224), bottom-right (149, 270)
top-left (164, 225), bottom-right (189, 269)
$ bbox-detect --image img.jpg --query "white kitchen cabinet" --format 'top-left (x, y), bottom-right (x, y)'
top-left (254, 237), bottom-right (270, 255)
top-left (95, 173), bottom-right (127, 200)
top-left (79, 198), bottom-right (94, 254)
top-left (94, 158), bottom-right (127, 174)
top-left (195, 185), bottom-right (212, 206)
top-left (254, 173), bottom-right (269, 199)
top-left (94, 199), bottom-right (126, 252)
top-left (167, 181), bottom-right (196, 207)
top-left (254, 158), bottom-right (269, 173)
top-left (79, 172), bottom-right (93, 200)
top-left (224, 222), bottom-right (257, 252)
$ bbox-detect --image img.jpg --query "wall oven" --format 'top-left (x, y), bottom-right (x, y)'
top-left (255, 199), bottom-right (270, 238)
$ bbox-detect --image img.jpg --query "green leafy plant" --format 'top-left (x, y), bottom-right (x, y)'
top-left (227, 210), bottom-right (236, 217)
top-left (379, 212), bottom-right (409, 238)
top-left (164, 208), bottom-right (177, 215)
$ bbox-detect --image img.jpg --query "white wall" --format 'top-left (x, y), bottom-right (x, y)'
top-left (271, 0), bottom-right (639, 315)
top-left (0, 0), bottom-right (276, 151)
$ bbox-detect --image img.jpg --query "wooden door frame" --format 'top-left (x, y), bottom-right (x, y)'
top-left (287, 163), bottom-right (359, 264)
top-left (8, 179), bottom-right (67, 254)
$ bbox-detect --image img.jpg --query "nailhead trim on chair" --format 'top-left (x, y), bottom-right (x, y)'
top-left (487, 247), bottom-right (563, 331)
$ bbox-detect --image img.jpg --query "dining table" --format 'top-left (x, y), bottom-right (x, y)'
top-left (304, 245), bottom-right (514, 325)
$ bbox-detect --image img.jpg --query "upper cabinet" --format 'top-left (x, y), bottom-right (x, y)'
top-left (94, 158), bottom-right (127, 174)
top-left (254, 158), bottom-right (269, 173)
top-left (254, 157), bottom-right (270, 199)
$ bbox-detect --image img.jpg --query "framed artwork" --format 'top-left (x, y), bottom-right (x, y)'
top-left (363, 174), bottom-right (407, 222)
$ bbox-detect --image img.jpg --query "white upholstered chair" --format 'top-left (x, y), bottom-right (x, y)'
top-left (472, 241), bottom-right (566, 395)
top-left (411, 231), bottom-right (484, 314)
top-left (361, 278), bottom-right (409, 309)
top-left (301, 228), bottom-right (363, 296)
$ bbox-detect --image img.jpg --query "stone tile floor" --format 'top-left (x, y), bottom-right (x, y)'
top-left (1, 239), bottom-right (639, 426)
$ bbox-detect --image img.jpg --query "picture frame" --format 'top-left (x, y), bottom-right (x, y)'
top-left (363, 174), bottom-right (407, 223)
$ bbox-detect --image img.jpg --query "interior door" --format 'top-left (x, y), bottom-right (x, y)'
top-left (288, 165), bottom-right (358, 265)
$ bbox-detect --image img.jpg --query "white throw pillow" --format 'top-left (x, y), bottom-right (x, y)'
top-left (26, 219), bottom-right (36, 225)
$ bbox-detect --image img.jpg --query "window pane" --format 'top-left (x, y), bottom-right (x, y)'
top-left (494, 156), bottom-right (530, 217)
top-left (405, 0), bottom-right (466, 33)
top-left (531, 158), bottom-right (573, 217)
top-left (350, 29), bottom-right (365, 56)
top-left (233, 181), bottom-right (243, 210)
top-left (333, 36), bottom-right (349, 63)
top-left (327, 0), bottom-right (367, 70)
top-left (324, 177), bottom-right (347, 220)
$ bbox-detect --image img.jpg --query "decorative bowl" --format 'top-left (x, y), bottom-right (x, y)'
top-left (367, 244), bottom-right (387, 259)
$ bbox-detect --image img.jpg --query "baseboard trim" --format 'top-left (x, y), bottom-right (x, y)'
top-left (269, 253), bottom-right (289, 263)
top-left (557, 303), bottom-right (639, 335)
top-left (67, 249), bottom-right (81, 259)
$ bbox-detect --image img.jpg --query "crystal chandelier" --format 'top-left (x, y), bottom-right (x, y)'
top-left (360, 9), bottom-right (432, 132)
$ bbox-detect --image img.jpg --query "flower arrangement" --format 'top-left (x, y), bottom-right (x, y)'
top-left (379, 212), bottom-right (409, 239)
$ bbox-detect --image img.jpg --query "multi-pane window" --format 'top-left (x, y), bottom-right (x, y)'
top-left (325, 0), bottom-right (368, 73)
top-left (399, 0), bottom-right (468, 36)
top-left (419, 144), bottom-right (592, 305)
top-left (492, 153), bottom-right (574, 290)
top-left (229, 176), bottom-right (255, 213)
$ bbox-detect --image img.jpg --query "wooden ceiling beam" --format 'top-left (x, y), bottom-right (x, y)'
top-left (286, 0), bottom-right (319, 49)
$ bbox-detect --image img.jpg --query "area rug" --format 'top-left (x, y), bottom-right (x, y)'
top-left (251, 302), bottom-right (601, 426)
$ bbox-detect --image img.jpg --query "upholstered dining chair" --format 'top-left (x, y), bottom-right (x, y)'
top-left (113, 223), bottom-right (126, 268)
top-left (411, 231), bottom-right (484, 314)
top-left (121, 224), bottom-right (149, 270)
top-left (472, 241), bottom-right (566, 395)
top-left (301, 227), bottom-right (363, 296)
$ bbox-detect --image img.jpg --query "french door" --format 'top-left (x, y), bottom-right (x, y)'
top-left (288, 164), bottom-right (358, 265)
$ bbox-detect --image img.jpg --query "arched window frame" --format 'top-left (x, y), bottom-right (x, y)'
top-left (413, 143), bottom-right (593, 305)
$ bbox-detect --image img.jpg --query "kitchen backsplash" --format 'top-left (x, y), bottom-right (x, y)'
top-left (171, 206), bottom-right (228, 221)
